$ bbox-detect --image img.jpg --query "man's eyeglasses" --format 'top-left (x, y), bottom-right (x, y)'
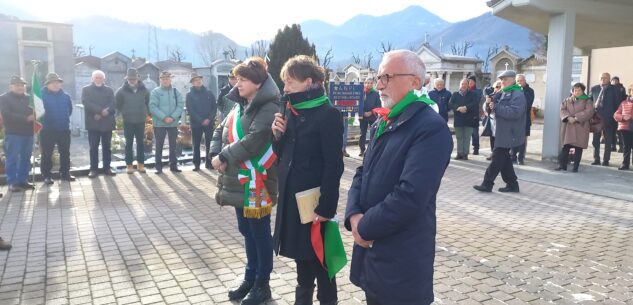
top-left (376, 73), bottom-right (416, 86)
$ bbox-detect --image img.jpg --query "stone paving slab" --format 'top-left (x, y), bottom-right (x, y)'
top-left (0, 144), bottom-right (631, 305)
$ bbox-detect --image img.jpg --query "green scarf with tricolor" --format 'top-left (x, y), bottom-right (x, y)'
top-left (576, 94), bottom-right (590, 100)
top-left (374, 90), bottom-right (435, 139)
top-left (227, 106), bottom-right (277, 219)
top-left (311, 219), bottom-right (348, 280)
top-left (287, 94), bottom-right (330, 115)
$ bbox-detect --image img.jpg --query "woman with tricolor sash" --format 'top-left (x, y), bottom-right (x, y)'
top-left (209, 57), bottom-right (279, 305)
top-left (271, 55), bottom-right (344, 305)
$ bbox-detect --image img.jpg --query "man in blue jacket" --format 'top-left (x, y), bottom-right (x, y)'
top-left (428, 78), bottom-right (451, 122)
top-left (40, 73), bottom-right (75, 184)
top-left (474, 70), bottom-right (526, 193)
top-left (186, 73), bottom-right (216, 171)
top-left (345, 50), bottom-right (453, 305)
top-left (359, 77), bottom-right (381, 157)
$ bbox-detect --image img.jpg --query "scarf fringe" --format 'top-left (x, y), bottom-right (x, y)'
top-left (243, 204), bottom-right (273, 219)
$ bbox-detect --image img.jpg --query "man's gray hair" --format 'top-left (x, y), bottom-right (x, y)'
top-left (91, 70), bottom-right (106, 79)
top-left (382, 50), bottom-right (426, 79)
top-left (433, 78), bottom-right (445, 86)
top-left (516, 73), bottom-right (526, 80)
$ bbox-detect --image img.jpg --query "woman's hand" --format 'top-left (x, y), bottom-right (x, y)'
top-left (272, 113), bottom-right (288, 140)
top-left (212, 155), bottom-right (227, 173)
top-left (312, 213), bottom-right (330, 223)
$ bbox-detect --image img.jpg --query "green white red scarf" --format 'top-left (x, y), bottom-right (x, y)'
top-left (502, 83), bottom-right (523, 93)
top-left (227, 106), bottom-right (277, 218)
top-left (373, 90), bottom-right (435, 139)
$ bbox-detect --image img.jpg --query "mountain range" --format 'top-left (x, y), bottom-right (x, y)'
top-left (1, 5), bottom-right (538, 69)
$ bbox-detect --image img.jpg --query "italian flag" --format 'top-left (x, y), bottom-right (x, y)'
top-left (29, 72), bottom-right (45, 133)
top-left (311, 219), bottom-right (348, 280)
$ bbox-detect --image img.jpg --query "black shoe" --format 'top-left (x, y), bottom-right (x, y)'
top-left (193, 166), bottom-right (200, 172)
top-left (0, 237), bottom-right (12, 251)
top-left (463, 155), bottom-right (469, 160)
top-left (602, 161), bottom-right (609, 166)
top-left (104, 169), bottom-right (116, 176)
top-left (61, 174), bottom-right (76, 181)
top-left (9, 185), bottom-right (24, 192)
top-left (454, 155), bottom-right (462, 160)
top-left (498, 184), bottom-right (520, 193)
top-left (618, 165), bottom-right (629, 170)
top-left (294, 285), bottom-right (315, 305)
top-left (155, 168), bottom-right (163, 175)
top-left (473, 149), bottom-right (479, 155)
top-left (473, 184), bottom-right (492, 192)
top-left (518, 160), bottom-right (525, 165)
top-left (554, 167), bottom-right (567, 171)
top-left (359, 151), bottom-right (365, 157)
top-left (618, 148), bottom-right (623, 153)
top-left (88, 170), bottom-right (98, 178)
top-left (572, 168), bottom-right (579, 172)
top-left (228, 280), bottom-right (254, 300)
top-left (486, 155), bottom-right (492, 161)
top-left (241, 279), bottom-right (271, 305)
top-left (20, 182), bottom-right (35, 190)
top-left (170, 168), bottom-right (182, 173)
top-left (591, 160), bottom-right (600, 165)
top-left (44, 177), bottom-right (54, 185)
top-left (205, 161), bottom-right (212, 169)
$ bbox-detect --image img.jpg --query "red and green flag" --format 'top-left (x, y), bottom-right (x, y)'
top-left (29, 72), bottom-right (45, 133)
top-left (311, 220), bottom-right (348, 280)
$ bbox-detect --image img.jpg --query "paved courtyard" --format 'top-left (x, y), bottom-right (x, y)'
top-left (1, 139), bottom-right (632, 304)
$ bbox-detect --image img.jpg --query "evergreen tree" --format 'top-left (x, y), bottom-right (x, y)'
top-left (267, 24), bottom-right (317, 91)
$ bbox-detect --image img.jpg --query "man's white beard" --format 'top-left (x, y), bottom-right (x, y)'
top-left (381, 96), bottom-right (396, 109)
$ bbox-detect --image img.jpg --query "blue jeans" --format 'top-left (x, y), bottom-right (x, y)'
top-left (235, 208), bottom-right (273, 280)
top-left (4, 134), bottom-right (34, 186)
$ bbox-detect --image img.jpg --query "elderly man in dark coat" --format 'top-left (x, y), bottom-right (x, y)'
top-left (511, 74), bottom-right (535, 165)
top-left (82, 70), bottom-right (117, 178)
top-left (474, 70), bottom-right (526, 193)
top-left (590, 72), bottom-right (619, 166)
top-left (344, 50), bottom-right (453, 305)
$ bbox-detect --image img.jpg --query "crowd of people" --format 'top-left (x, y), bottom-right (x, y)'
top-left (0, 48), bottom-right (631, 304)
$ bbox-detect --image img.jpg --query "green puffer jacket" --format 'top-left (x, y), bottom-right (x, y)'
top-left (210, 74), bottom-right (280, 209)
top-left (149, 85), bottom-right (184, 127)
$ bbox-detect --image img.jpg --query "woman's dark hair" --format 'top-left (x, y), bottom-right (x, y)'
top-left (572, 82), bottom-right (586, 92)
top-left (233, 57), bottom-right (268, 85)
top-left (280, 55), bottom-right (325, 84)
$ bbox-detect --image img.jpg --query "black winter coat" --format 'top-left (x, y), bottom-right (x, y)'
top-left (591, 84), bottom-right (618, 128)
top-left (523, 84), bottom-right (535, 136)
top-left (186, 86), bottom-right (217, 128)
top-left (345, 102), bottom-right (453, 305)
top-left (362, 89), bottom-right (381, 124)
top-left (82, 83), bottom-right (116, 131)
top-left (0, 92), bottom-right (34, 136)
top-left (272, 89), bottom-right (344, 260)
top-left (449, 90), bottom-right (478, 127)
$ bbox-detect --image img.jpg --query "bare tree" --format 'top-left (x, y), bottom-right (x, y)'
top-left (168, 46), bottom-right (186, 62)
top-left (480, 44), bottom-right (501, 73)
top-left (317, 48), bottom-right (334, 70)
top-left (248, 40), bottom-right (269, 58)
top-left (406, 42), bottom-right (419, 52)
top-left (529, 31), bottom-right (547, 55)
top-left (73, 45), bottom-right (85, 58)
top-left (450, 41), bottom-right (474, 56)
top-left (198, 31), bottom-right (221, 66)
top-left (364, 52), bottom-right (374, 69)
top-left (351, 53), bottom-right (361, 65)
top-left (377, 41), bottom-right (394, 55)
top-left (223, 46), bottom-right (237, 60)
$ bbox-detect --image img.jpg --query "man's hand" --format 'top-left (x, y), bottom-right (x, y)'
top-left (568, 117), bottom-right (577, 124)
top-left (101, 108), bottom-right (109, 117)
top-left (163, 116), bottom-right (174, 124)
top-left (94, 114), bottom-right (102, 121)
top-left (272, 113), bottom-right (287, 140)
top-left (624, 114), bottom-right (631, 121)
top-left (202, 118), bottom-right (211, 126)
top-left (349, 214), bottom-right (373, 248)
top-left (363, 111), bottom-right (373, 118)
top-left (26, 114), bottom-right (35, 122)
top-left (211, 155), bottom-right (226, 173)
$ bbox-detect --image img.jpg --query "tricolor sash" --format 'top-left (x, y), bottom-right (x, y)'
top-left (227, 106), bottom-right (277, 219)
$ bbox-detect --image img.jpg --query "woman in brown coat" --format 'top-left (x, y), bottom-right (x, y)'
top-left (556, 82), bottom-right (595, 172)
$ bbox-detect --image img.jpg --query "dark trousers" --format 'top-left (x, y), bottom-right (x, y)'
top-left (620, 130), bottom-right (633, 167)
top-left (471, 125), bottom-right (480, 151)
top-left (483, 147), bottom-right (518, 187)
top-left (559, 144), bottom-right (583, 170)
top-left (296, 259), bottom-right (337, 303)
top-left (40, 129), bottom-right (71, 178)
top-left (511, 141), bottom-right (527, 162)
top-left (593, 126), bottom-right (615, 162)
top-left (359, 119), bottom-right (370, 153)
top-left (191, 125), bottom-right (212, 167)
top-left (154, 127), bottom-right (178, 169)
top-left (617, 130), bottom-right (625, 151)
top-left (235, 208), bottom-right (273, 281)
top-left (366, 294), bottom-right (382, 305)
top-left (88, 130), bottom-right (112, 171)
top-left (124, 122), bottom-right (145, 165)
top-left (490, 136), bottom-right (496, 150)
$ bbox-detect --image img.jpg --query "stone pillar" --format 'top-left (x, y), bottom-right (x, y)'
top-left (445, 72), bottom-right (452, 92)
top-left (542, 11), bottom-right (576, 161)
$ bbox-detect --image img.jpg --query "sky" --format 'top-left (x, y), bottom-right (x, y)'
top-left (3, 0), bottom-right (491, 45)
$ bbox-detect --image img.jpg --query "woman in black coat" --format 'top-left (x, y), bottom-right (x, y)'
top-left (271, 55), bottom-right (344, 305)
